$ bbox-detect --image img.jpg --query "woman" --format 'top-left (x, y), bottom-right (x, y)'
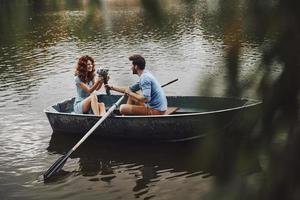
top-left (74, 55), bottom-right (106, 116)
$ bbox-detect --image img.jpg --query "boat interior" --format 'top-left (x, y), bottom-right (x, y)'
top-left (47, 95), bottom-right (254, 115)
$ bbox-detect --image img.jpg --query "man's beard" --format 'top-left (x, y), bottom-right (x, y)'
top-left (132, 68), bottom-right (137, 74)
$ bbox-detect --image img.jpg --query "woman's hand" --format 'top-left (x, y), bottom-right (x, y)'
top-left (94, 76), bottom-right (103, 91)
top-left (95, 76), bottom-right (104, 84)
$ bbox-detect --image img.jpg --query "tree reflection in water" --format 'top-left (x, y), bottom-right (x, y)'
top-left (199, 0), bottom-right (300, 199)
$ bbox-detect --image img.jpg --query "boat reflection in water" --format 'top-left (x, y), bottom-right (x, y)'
top-left (47, 133), bottom-right (210, 179)
top-left (46, 131), bottom-right (262, 198)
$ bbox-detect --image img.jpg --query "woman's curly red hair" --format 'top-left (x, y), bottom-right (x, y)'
top-left (75, 55), bottom-right (95, 83)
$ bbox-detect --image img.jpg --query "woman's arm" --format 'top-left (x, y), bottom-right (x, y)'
top-left (94, 77), bottom-right (103, 91)
top-left (79, 77), bottom-right (103, 94)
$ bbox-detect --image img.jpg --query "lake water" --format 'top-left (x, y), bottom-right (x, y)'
top-left (0, 1), bottom-right (266, 199)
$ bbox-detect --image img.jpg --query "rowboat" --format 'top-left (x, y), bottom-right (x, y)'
top-left (44, 95), bottom-right (261, 141)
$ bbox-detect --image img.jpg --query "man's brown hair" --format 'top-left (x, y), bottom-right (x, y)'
top-left (129, 54), bottom-right (146, 70)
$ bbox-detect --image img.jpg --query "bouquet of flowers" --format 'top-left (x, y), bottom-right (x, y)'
top-left (96, 68), bottom-right (110, 95)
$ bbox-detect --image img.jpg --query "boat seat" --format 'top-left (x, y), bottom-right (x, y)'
top-left (165, 107), bottom-right (179, 115)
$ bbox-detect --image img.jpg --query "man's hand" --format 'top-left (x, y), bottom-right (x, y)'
top-left (124, 88), bottom-right (130, 95)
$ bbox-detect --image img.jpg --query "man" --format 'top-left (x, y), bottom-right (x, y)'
top-left (105, 54), bottom-right (167, 115)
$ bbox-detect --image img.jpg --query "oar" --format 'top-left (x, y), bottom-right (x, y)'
top-left (43, 78), bottom-right (178, 180)
top-left (43, 95), bottom-right (125, 180)
top-left (161, 78), bottom-right (178, 87)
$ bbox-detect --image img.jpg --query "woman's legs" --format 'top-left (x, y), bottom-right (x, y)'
top-left (82, 94), bottom-right (101, 116)
top-left (98, 102), bottom-right (106, 116)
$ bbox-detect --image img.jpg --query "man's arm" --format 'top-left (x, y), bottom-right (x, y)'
top-left (105, 85), bottom-right (148, 103)
top-left (125, 88), bottom-right (148, 103)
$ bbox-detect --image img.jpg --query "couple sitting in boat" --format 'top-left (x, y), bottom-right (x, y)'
top-left (74, 54), bottom-right (167, 116)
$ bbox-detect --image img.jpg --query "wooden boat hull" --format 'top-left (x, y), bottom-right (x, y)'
top-left (45, 95), bottom-right (261, 141)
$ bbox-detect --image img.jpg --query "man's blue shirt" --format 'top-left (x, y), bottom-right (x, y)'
top-left (130, 71), bottom-right (167, 111)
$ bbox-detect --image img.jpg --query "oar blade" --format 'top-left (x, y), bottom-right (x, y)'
top-left (43, 155), bottom-right (68, 180)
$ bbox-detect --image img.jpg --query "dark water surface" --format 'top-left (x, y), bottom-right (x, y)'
top-left (0, 1), bottom-right (268, 199)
